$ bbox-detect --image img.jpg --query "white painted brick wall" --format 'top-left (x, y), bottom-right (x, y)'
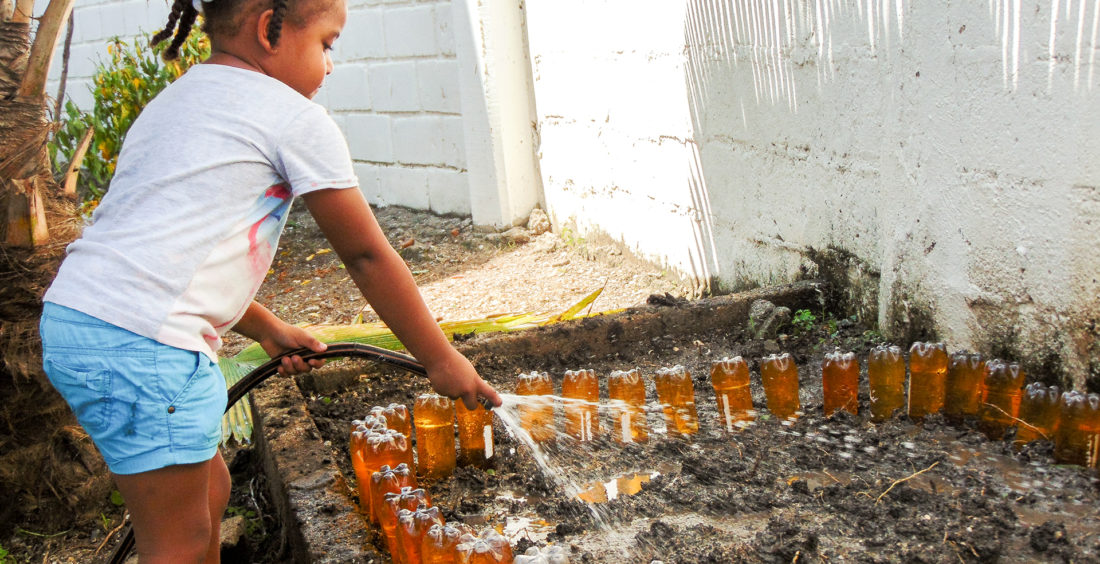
top-left (343, 114), bottom-right (394, 162)
top-left (342, 8), bottom-right (385, 60)
top-left (377, 166), bottom-right (430, 209)
top-left (432, 5), bottom-right (454, 56)
top-left (426, 167), bottom-right (469, 215)
top-left (367, 60), bottom-right (420, 112)
top-left (416, 59), bottom-right (460, 113)
top-left (383, 5), bottom-right (436, 57)
top-left (52, 0), bottom-right (470, 218)
top-left (325, 63), bottom-right (371, 111)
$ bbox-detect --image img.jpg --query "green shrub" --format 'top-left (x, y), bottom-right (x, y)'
top-left (50, 25), bottom-right (209, 204)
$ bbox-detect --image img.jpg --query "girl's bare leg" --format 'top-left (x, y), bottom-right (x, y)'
top-left (113, 452), bottom-right (230, 563)
top-left (205, 452), bottom-right (231, 563)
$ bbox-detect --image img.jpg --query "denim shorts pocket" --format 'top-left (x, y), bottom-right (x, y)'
top-left (44, 359), bottom-right (112, 433)
top-left (156, 349), bottom-right (226, 447)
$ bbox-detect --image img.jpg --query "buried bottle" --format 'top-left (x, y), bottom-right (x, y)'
top-left (562, 369), bottom-right (599, 441)
top-left (414, 394), bottom-right (457, 480)
top-left (1015, 383), bottom-right (1061, 447)
top-left (822, 350), bottom-right (859, 417)
top-left (381, 487), bottom-right (433, 560)
top-left (977, 360), bottom-right (1025, 440)
top-left (455, 528), bottom-right (515, 564)
top-left (367, 428), bottom-right (415, 474)
top-left (867, 344), bottom-right (905, 422)
top-left (372, 403), bottom-right (412, 439)
top-left (1053, 391), bottom-right (1100, 467)
top-left (516, 372), bottom-right (555, 442)
top-left (907, 342), bottom-right (948, 421)
top-left (397, 504), bottom-right (445, 564)
top-left (760, 353), bottom-right (800, 420)
top-left (944, 352), bottom-right (985, 423)
top-left (710, 357), bottom-right (754, 432)
top-left (370, 463), bottom-right (416, 525)
top-left (456, 400), bottom-right (494, 467)
top-left (422, 522), bottom-right (475, 564)
top-left (654, 365), bottom-right (699, 436)
top-left (608, 369), bottom-right (647, 443)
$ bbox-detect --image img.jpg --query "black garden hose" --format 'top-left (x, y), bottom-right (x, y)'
top-left (108, 343), bottom-right (427, 564)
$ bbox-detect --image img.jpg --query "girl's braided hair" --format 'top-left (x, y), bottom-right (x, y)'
top-left (151, 0), bottom-right (297, 60)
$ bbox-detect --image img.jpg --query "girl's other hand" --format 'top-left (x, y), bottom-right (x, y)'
top-left (425, 350), bottom-right (502, 410)
top-left (259, 323), bottom-right (328, 376)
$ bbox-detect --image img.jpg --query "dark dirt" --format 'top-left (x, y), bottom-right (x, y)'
top-left (303, 309), bottom-right (1100, 563)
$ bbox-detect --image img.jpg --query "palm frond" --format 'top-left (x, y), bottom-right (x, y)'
top-left (217, 289), bottom-right (612, 445)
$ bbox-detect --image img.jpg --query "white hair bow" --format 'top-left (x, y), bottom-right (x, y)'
top-left (192, 0), bottom-right (214, 13)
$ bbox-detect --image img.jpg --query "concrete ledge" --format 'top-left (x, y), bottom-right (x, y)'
top-left (251, 377), bottom-right (384, 563)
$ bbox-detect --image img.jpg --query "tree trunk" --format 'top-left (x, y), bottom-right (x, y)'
top-left (0, 0), bottom-right (73, 247)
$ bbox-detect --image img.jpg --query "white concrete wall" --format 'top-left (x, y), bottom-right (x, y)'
top-left (325, 0), bottom-right (469, 215)
top-left (525, 0), bottom-right (1100, 384)
top-left (48, 0), bottom-right (472, 215)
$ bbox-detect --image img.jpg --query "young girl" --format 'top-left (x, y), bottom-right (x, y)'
top-left (38, 0), bottom-right (501, 560)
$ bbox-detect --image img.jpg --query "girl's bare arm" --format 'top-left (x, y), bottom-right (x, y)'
top-left (232, 301), bottom-right (328, 375)
top-left (301, 187), bottom-right (502, 409)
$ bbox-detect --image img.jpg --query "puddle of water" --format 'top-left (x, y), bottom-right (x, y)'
top-left (575, 462), bottom-right (681, 503)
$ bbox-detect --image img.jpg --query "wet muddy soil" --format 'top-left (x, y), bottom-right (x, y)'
top-left (306, 319), bottom-right (1100, 563)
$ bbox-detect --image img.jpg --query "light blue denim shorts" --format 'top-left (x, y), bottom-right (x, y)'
top-left (40, 302), bottom-right (227, 475)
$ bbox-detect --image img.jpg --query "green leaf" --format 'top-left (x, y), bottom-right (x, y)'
top-left (109, 490), bottom-right (125, 506)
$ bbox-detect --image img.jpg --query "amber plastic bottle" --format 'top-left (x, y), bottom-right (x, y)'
top-left (381, 487), bottom-right (432, 561)
top-left (349, 429), bottom-right (372, 512)
top-left (867, 344), bottom-right (905, 422)
top-left (1015, 383), bottom-right (1061, 447)
top-left (710, 357), bottom-right (754, 431)
top-left (562, 369), bottom-right (599, 441)
top-left (822, 350), bottom-right (859, 417)
top-left (455, 401), bottom-right (494, 468)
top-left (907, 342), bottom-right (948, 420)
top-left (1054, 391), bottom-right (1100, 467)
top-left (455, 528), bottom-right (514, 564)
top-left (608, 369), bottom-right (647, 443)
top-left (422, 522), bottom-right (475, 564)
top-left (369, 463), bottom-right (416, 525)
top-left (414, 394), bottom-right (456, 480)
top-left (367, 428), bottom-right (415, 473)
top-left (944, 352), bottom-right (985, 423)
top-left (760, 353), bottom-right (800, 420)
top-left (372, 403), bottom-right (412, 439)
top-left (397, 504), bottom-right (445, 564)
top-left (977, 360), bottom-right (1025, 440)
top-left (654, 365), bottom-right (699, 437)
top-left (516, 372), bottom-right (555, 442)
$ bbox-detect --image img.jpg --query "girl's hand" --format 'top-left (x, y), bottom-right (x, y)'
top-left (425, 350), bottom-right (502, 410)
top-left (258, 323), bottom-right (328, 376)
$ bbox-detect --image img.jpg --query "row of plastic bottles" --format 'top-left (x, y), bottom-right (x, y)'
top-left (512, 344), bottom-right (1100, 468)
top-left (350, 398), bottom-right (547, 563)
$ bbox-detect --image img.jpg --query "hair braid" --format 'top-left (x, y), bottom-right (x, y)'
top-left (267, 0), bottom-right (289, 47)
top-left (165, 4), bottom-right (200, 60)
top-left (150, 0), bottom-right (184, 49)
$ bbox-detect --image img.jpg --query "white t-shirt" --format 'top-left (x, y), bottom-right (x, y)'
top-left (45, 64), bottom-right (358, 360)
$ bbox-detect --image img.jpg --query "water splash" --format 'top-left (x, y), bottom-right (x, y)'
top-left (491, 393), bottom-right (676, 557)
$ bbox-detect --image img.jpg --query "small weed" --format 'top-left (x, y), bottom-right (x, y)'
top-left (792, 309), bottom-right (817, 333)
top-left (560, 227), bottom-right (586, 249)
top-left (109, 489), bottom-right (125, 506)
top-left (321, 396), bottom-right (332, 405)
top-left (0, 544), bottom-right (13, 564)
top-left (226, 506), bottom-right (263, 537)
top-left (99, 513), bottom-right (111, 531)
top-left (862, 329), bottom-right (884, 343)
